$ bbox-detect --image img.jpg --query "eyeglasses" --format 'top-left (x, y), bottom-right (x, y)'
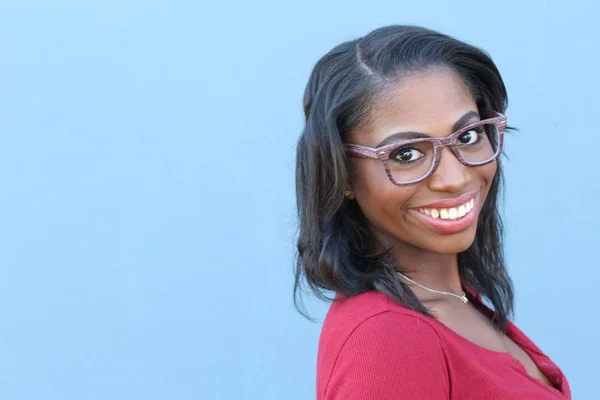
top-left (345, 109), bottom-right (507, 186)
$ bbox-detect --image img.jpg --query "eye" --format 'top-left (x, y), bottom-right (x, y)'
top-left (391, 147), bottom-right (425, 163)
top-left (458, 128), bottom-right (484, 146)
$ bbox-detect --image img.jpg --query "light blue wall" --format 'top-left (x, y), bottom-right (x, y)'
top-left (0, 1), bottom-right (597, 399)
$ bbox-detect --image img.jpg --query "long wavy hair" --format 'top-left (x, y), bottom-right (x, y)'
top-left (294, 25), bottom-right (514, 330)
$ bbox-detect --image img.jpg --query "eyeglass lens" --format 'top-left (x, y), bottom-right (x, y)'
top-left (387, 122), bottom-right (500, 183)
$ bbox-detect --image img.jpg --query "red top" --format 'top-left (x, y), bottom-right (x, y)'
top-left (317, 291), bottom-right (570, 399)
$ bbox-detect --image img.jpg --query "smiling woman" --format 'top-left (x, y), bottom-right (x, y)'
top-left (294, 26), bottom-right (571, 399)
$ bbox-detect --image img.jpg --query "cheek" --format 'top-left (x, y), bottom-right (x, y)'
top-left (479, 160), bottom-right (498, 185)
top-left (350, 160), bottom-right (417, 225)
top-left (350, 160), bottom-right (390, 200)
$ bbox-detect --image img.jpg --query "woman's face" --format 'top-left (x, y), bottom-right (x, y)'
top-left (348, 67), bottom-right (497, 256)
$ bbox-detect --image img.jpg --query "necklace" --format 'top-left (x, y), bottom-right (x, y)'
top-left (397, 272), bottom-right (469, 304)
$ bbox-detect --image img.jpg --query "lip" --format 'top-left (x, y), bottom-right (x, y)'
top-left (410, 193), bottom-right (480, 234)
top-left (415, 191), bottom-right (478, 209)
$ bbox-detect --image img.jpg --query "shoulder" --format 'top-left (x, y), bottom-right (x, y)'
top-left (319, 291), bottom-right (442, 350)
top-left (317, 292), bottom-right (450, 399)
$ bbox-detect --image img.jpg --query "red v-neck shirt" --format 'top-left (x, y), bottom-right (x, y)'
top-left (317, 291), bottom-right (570, 399)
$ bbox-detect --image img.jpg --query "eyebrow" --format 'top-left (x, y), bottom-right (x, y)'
top-left (375, 110), bottom-right (481, 148)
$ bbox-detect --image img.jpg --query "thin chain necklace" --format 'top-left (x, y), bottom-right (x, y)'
top-left (397, 272), bottom-right (469, 304)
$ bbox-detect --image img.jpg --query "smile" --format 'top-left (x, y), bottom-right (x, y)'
top-left (418, 198), bottom-right (475, 220)
top-left (411, 192), bottom-right (480, 234)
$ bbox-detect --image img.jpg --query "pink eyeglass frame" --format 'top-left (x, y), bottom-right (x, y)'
top-left (344, 109), bottom-right (507, 186)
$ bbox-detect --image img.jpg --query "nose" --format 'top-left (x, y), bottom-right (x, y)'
top-left (427, 147), bottom-right (469, 193)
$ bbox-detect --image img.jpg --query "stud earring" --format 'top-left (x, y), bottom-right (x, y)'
top-left (344, 190), bottom-right (352, 196)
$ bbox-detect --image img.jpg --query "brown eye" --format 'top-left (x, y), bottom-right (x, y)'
top-left (458, 128), bottom-right (484, 146)
top-left (392, 147), bottom-right (425, 163)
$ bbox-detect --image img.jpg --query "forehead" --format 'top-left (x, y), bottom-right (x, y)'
top-left (355, 67), bottom-right (479, 146)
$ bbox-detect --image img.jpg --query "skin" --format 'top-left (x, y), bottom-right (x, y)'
top-left (346, 66), bottom-right (553, 387)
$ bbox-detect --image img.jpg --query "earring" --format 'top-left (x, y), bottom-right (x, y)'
top-left (344, 190), bottom-right (352, 196)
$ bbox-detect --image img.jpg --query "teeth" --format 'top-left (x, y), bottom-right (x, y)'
top-left (465, 200), bottom-right (471, 212)
top-left (448, 208), bottom-right (458, 219)
top-left (418, 198), bottom-right (476, 220)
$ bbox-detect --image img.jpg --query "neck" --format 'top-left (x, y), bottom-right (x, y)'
top-left (374, 236), bottom-right (464, 298)
top-left (373, 229), bottom-right (464, 301)
top-left (396, 250), bottom-right (463, 294)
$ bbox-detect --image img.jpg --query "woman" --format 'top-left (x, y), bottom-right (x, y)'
top-left (294, 26), bottom-right (570, 399)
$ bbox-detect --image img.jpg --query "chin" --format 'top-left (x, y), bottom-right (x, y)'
top-left (419, 227), bottom-right (478, 255)
top-left (428, 240), bottom-right (474, 255)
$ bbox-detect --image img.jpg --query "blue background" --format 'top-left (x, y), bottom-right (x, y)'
top-left (1, 1), bottom-right (597, 399)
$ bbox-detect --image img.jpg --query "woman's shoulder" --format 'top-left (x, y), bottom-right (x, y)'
top-left (317, 291), bottom-right (446, 370)
top-left (317, 292), bottom-right (450, 398)
top-left (322, 291), bottom-right (440, 339)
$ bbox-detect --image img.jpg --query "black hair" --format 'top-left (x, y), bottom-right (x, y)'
top-left (294, 25), bottom-right (514, 330)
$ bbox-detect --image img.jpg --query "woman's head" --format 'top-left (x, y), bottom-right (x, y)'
top-left (295, 25), bottom-right (513, 327)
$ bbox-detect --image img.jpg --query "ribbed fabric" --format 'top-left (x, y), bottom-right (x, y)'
top-left (317, 292), bottom-right (570, 399)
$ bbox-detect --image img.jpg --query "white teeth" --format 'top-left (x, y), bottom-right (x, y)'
top-left (417, 198), bottom-right (476, 220)
top-left (448, 208), bottom-right (458, 219)
top-left (466, 199), bottom-right (474, 212)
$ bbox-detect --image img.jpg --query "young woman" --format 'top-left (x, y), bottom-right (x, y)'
top-left (295, 25), bottom-right (570, 399)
